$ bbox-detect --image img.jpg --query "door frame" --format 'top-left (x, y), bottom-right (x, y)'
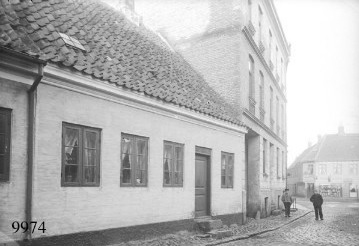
top-left (195, 146), bottom-right (211, 217)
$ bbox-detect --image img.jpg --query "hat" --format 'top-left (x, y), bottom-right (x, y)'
top-left (284, 188), bottom-right (289, 191)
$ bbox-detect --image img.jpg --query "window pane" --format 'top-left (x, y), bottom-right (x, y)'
top-left (137, 140), bottom-right (146, 155)
top-left (174, 172), bottom-right (182, 185)
top-left (228, 155), bottom-right (234, 175)
top-left (0, 114), bottom-right (5, 133)
top-left (84, 149), bottom-right (96, 166)
top-left (122, 153), bottom-right (131, 168)
top-left (65, 128), bottom-right (79, 147)
top-left (84, 166), bottom-right (95, 183)
top-left (122, 137), bottom-right (132, 154)
top-left (164, 144), bottom-right (173, 159)
top-left (175, 146), bottom-right (183, 160)
top-left (164, 158), bottom-right (170, 171)
top-left (164, 171), bottom-right (171, 184)
top-left (0, 135), bottom-right (4, 154)
top-left (221, 155), bottom-right (226, 171)
top-left (64, 165), bottom-right (78, 183)
top-left (137, 155), bottom-right (146, 170)
top-left (221, 175), bottom-right (226, 187)
top-left (228, 176), bottom-right (233, 187)
top-left (65, 146), bottom-right (79, 164)
top-left (175, 160), bottom-right (183, 172)
top-left (135, 169), bottom-right (146, 184)
top-left (85, 131), bottom-right (96, 148)
top-left (0, 156), bottom-right (4, 174)
top-left (122, 169), bottom-right (131, 183)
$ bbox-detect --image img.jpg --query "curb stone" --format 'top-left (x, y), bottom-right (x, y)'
top-left (205, 211), bottom-right (313, 246)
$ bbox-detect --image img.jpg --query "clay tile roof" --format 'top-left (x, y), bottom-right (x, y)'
top-left (0, 0), bottom-right (244, 126)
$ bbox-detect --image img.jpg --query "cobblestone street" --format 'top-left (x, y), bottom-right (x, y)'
top-left (222, 198), bottom-right (359, 246)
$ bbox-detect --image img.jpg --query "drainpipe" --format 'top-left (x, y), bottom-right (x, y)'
top-left (26, 62), bottom-right (46, 241)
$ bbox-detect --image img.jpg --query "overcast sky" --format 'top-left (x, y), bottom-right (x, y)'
top-left (273, 0), bottom-right (359, 164)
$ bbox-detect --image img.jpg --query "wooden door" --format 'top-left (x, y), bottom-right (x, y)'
top-left (195, 154), bottom-right (209, 217)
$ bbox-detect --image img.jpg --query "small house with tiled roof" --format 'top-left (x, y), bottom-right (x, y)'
top-left (287, 126), bottom-right (359, 199)
top-left (0, 0), bottom-right (247, 243)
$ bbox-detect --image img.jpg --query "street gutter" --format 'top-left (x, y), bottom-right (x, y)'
top-left (206, 211), bottom-right (313, 246)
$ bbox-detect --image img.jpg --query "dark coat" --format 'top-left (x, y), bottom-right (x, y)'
top-left (310, 193), bottom-right (323, 206)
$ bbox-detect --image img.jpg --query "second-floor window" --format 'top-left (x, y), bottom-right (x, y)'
top-left (333, 164), bottom-right (342, 175)
top-left (318, 164), bottom-right (327, 175)
top-left (221, 152), bottom-right (234, 188)
top-left (259, 71), bottom-right (264, 109)
top-left (163, 141), bottom-right (184, 187)
top-left (249, 55), bottom-right (255, 99)
top-left (270, 87), bottom-right (273, 120)
top-left (263, 139), bottom-right (267, 174)
top-left (258, 6), bottom-right (263, 41)
top-left (349, 164), bottom-right (358, 175)
top-left (121, 134), bottom-right (148, 186)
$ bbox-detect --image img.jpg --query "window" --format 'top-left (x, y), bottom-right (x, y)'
top-left (270, 87), bottom-right (273, 120)
top-left (248, 0), bottom-right (252, 21)
top-left (282, 150), bottom-right (285, 178)
top-left (163, 141), bottom-right (184, 186)
top-left (263, 139), bottom-right (267, 174)
top-left (318, 164), bottom-right (327, 175)
top-left (221, 152), bottom-right (234, 188)
top-left (275, 46), bottom-right (278, 73)
top-left (259, 71), bottom-right (264, 109)
top-left (62, 123), bottom-right (101, 186)
top-left (258, 6), bottom-right (263, 41)
top-left (249, 55), bottom-right (255, 99)
top-left (269, 30), bottom-right (272, 60)
top-left (121, 133), bottom-right (148, 186)
top-left (349, 164), bottom-right (358, 175)
top-left (0, 108), bottom-right (11, 182)
top-left (276, 147), bottom-right (280, 178)
top-left (333, 163), bottom-right (342, 175)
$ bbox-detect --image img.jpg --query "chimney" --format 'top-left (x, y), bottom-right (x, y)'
top-left (338, 125), bottom-right (345, 135)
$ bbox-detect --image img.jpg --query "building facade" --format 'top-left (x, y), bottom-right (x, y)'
top-left (0, 0), bottom-right (247, 243)
top-left (136, 0), bottom-right (290, 218)
top-left (287, 127), bottom-right (359, 199)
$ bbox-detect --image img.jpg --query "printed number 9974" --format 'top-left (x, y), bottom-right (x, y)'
top-left (12, 221), bottom-right (46, 234)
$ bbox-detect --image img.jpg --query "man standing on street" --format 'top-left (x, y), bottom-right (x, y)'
top-left (281, 188), bottom-right (293, 217)
top-left (310, 189), bottom-right (324, 220)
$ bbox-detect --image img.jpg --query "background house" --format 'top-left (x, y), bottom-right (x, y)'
top-left (0, 0), bottom-right (247, 243)
top-left (287, 126), bottom-right (359, 199)
top-left (135, 0), bottom-right (290, 218)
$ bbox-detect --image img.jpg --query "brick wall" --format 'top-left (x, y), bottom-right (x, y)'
top-left (27, 82), bottom-right (245, 238)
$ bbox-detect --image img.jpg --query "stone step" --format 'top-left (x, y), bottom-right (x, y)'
top-left (195, 219), bottom-right (223, 232)
top-left (207, 229), bottom-right (233, 239)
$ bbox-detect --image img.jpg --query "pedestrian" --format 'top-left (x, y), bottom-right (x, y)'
top-left (310, 189), bottom-right (324, 220)
top-left (281, 188), bottom-right (293, 217)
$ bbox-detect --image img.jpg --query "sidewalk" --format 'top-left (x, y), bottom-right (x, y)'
top-left (109, 208), bottom-right (312, 246)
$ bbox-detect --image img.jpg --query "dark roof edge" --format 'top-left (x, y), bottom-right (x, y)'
top-left (0, 46), bottom-right (47, 65)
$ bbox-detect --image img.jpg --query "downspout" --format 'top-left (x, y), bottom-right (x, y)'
top-left (26, 63), bottom-right (45, 240)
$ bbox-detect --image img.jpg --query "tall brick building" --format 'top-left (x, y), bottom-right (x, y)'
top-left (136, 0), bottom-right (290, 218)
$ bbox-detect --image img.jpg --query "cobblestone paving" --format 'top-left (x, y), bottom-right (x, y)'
top-left (111, 208), bottom-right (309, 246)
top-left (222, 199), bottom-right (359, 246)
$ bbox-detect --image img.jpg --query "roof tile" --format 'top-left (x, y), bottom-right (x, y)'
top-left (0, 0), bottom-right (244, 126)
